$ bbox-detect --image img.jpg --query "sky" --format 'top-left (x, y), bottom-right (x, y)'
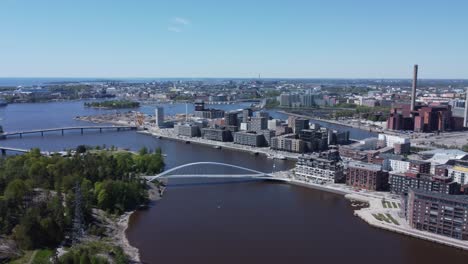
top-left (0, 0), bottom-right (467, 79)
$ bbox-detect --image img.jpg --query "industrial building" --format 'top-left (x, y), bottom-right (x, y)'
top-left (387, 65), bottom-right (465, 132)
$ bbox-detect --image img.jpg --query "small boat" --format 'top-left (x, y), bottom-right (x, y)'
top-left (214, 146), bottom-right (221, 149)
top-left (274, 155), bottom-right (286, 160)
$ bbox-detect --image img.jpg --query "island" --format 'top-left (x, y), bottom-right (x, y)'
top-left (84, 100), bottom-right (140, 109)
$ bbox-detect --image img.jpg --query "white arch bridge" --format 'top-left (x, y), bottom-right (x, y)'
top-left (143, 162), bottom-right (288, 182)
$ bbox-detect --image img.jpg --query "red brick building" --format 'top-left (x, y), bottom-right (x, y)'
top-left (346, 161), bottom-right (389, 191)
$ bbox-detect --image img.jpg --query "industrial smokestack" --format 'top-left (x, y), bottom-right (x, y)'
top-left (410, 64), bottom-right (418, 112)
top-left (464, 87), bottom-right (468, 128)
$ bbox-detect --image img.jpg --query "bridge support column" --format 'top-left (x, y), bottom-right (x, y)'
top-left (99, 128), bottom-right (102, 133)
top-left (81, 128), bottom-right (83, 134)
top-left (19, 133), bottom-right (22, 138)
top-left (62, 129), bottom-right (64, 136)
top-left (41, 131), bottom-right (44, 137)
top-left (1, 149), bottom-right (5, 156)
top-left (117, 128), bottom-right (120, 132)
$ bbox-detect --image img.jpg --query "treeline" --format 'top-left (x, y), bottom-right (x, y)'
top-left (0, 147), bottom-right (164, 253)
top-left (84, 100), bottom-right (140, 109)
top-left (333, 105), bottom-right (390, 121)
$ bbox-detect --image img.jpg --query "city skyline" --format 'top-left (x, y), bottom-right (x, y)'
top-left (1, 0), bottom-right (468, 79)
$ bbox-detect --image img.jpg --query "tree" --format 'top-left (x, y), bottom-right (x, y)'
top-left (4, 179), bottom-right (30, 204)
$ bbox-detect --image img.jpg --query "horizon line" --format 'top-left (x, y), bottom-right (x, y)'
top-left (1, 76), bottom-right (468, 81)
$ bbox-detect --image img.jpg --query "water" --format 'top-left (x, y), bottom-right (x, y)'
top-left (1, 101), bottom-right (466, 264)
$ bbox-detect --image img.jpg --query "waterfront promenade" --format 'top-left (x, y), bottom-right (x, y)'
top-left (274, 170), bottom-right (468, 251)
top-left (139, 128), bottom-right (302, 161)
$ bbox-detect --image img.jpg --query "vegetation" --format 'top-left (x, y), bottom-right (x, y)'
top-left (385, 213), bottom-right (400, 225)
top-left (84, 100), bottom-right (140, 109)
top-left (333, 105), bottom-right (390, 121)
top-left (264, 98), bottom-right (280, 108)
top-left (58, 241), bottom-right (128, 264)
top-left (0, 146), bottom-right (164, 259)
top-left (462, 144), bottom-right (468, 152)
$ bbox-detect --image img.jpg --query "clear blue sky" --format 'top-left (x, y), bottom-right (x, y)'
top-left (0, 0), bottom-right (467, 79)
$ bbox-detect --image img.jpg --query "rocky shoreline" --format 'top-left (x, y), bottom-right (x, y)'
top-left (116, 181), bottom-right (164, 262)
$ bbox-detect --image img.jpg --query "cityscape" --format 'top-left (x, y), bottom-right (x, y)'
top-left (1, 0), bottom-right (468, 263)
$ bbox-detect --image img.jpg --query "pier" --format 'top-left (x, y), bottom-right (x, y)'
top-left (0, 146), bottom-right (49, 155)
top-left (0, 126), bottom-right (137, 139)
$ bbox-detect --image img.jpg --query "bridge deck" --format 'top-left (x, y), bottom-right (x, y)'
top-left (2, 126), bottom-right (137, 136)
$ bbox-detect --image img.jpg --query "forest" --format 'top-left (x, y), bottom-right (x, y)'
top-left (0, 146), bottom-right (164, 262)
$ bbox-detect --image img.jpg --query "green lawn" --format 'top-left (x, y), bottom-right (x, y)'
top-left (385, 213), bottom-right (400, 225)
top-left (10, 249), bottom-right (53, 264)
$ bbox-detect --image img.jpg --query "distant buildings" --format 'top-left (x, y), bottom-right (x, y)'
top-left (377, 134), bottom-right (410, 155)
top-left (407, 189), bottom-right (468, 240)
top-left (194, 100), bottom-right (225, 119)
top-left (387, 104), bottom-right (464, 132)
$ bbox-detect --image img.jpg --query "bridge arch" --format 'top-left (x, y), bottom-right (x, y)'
top-left (145, 162), bottom-right (270, 182)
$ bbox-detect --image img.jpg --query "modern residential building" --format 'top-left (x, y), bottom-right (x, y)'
top-left (224, 112), bottom-right (238, 127)
top-left (201, 127), bottom-right (232, 142)
top-left (377, 134), bottom-right (411, 154)
top-left (242, 108), bottom-right (253, 122)
top-left (155, 107), bottom-right (164, 128)
top-left (270, 134), bottom-right (306, 153)
top-left (233, 131), bottom-right (266, 147)
top-left (267, 119), bottom-right (281, 130)
top-left (293, 118), bottom-right (309, 134)
top-left (194, 108), bottom-right (225, 119)
top-left (407, 189), bottom-right (468, 240)
top-left (194, 100), bottom-right (205, 111)
top-left (346, 161), bottom-right (389, 191)
top-left (448, 161), bottom-right (468, 185)
top-left (295, 150), bottom-right (344, 184)
top-left (390, 173), bottom-right (460, 195)
top-left (250, 117), bottom-right (268, 132)
top-left (299, 129), bottom-right (328, 152)
top-left (255, 111), bottom-right (269, 119)
top-left (389, 159), bottom-right (410, 173)
top-left (275, 124), bottom-right (293, 136)
top-left (174, 123), bottom-right (201, 137)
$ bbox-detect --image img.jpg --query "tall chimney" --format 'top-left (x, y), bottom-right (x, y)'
top-left (410, 64), bottom-right (418, 112)
top-left (464, 87), bottom-right (468, 127)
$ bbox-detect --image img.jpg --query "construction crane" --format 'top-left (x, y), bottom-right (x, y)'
top-left (135, 112), bottom-right (145, 127)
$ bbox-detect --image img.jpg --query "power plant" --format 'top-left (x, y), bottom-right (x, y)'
top-left (387, 65), bottom-right (466, 132)
top-left (465, 87), bottom-right (468, 127)
top-left (410, 64), bottom-right (418, 112)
